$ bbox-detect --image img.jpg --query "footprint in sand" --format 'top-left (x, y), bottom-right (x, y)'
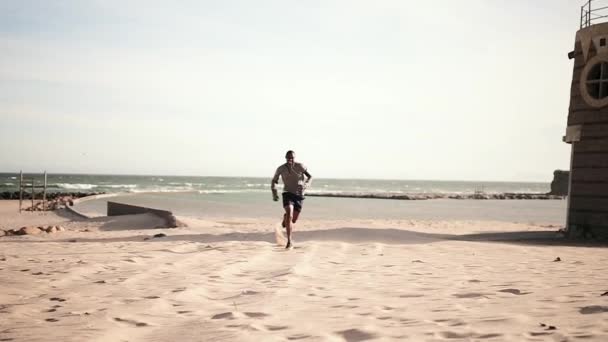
top-left (172, 287), bottom-right (186, 293)
top-left (437, 331), bottom-right (472, 339)
top-left (527, 331), bottom-right (553, 337)
top-left (440, 331), bottom-right (503, 339)
top-left (265, 325), bottom-right (288, 331)
top-left (580, 305), bottom-right (608, 314)
top-left (287, 334), bottom-right (312, 340)
top-left (226, 324), bottom-right (259, 331)
top-left (211, 312), bottom-right (235, 320)
top-left (244, 312), bottom-right (269, 318)
top-left (434, 319), bottom-right (466, 327)
top-left (399, 294), bottom-right (424, 298)
top-left (113, 317), bottom-right (148, 327)
top-left (45, 318), bottom-right (59, 322)
top-left (240, 289), bottom-right (259, 296)
top-left (399, 318), bottom-right (419, 324)
top-left (498, 288), bottom-right (530, 295)
top-left (331, 305), bottom-right (359, 309)
top-left (453, 293), bottom-right (489, 299)
top-left (476, 333), bottom-right (503, 338)
top-left (539, 323), bottom-right (557, 330)
top-left (336, 328), bottom-right (377, 341)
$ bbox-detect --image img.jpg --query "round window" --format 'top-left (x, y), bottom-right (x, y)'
top-left (580, 55), bottom-right (608, 107)
top-left (586, 62), bottom-right (608, 99)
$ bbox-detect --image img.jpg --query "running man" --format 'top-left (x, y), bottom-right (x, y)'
top-left (271, 150), bottom-right (312, 249)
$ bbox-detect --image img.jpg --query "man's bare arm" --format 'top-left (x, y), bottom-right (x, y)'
top-left (271, 169), bottom-right (280, 201)
top-left (304, 170), bottom-right (312, 186)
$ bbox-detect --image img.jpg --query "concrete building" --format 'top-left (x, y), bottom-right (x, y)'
top-left (564, 1), bottom-right (608, 237)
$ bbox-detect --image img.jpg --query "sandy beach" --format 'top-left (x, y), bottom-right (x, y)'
top-left (1, 200), bottom-right (608, 341)
top-left (2, 0), bottom-right (598, 340)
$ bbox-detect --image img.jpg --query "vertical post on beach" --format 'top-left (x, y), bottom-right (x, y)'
top-left (19, 170), bottom-right (23, 213)
top-left (31, 176), bottom-right (35, 210)
top-left (43, 171), bottom-right (47, 211)
top-left (566, 146), bottom-right (574, 236)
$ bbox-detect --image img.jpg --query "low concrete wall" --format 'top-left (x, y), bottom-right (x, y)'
top-left (107, 201), bottom-right (183, 228)
top-left (68, 193), bottom-right (119, 219)
top-left (64, 205), bottom-right (92, 220)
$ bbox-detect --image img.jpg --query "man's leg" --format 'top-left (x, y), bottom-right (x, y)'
top-left (292, 196), bottom-right (303, 224)
top-left (292, 209), bottom-right (301, 223)
top-left (284, 204), bottom-right (294, 248)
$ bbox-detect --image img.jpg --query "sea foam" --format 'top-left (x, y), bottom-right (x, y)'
top-left (55, 183), bottom-right (98, 190)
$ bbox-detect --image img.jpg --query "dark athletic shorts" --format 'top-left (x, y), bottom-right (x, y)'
top-left (282, 192), bottom-right (304, 212)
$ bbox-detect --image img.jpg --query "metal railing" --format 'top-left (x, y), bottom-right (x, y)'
top-left (581, 0), bottom-right (608, 28)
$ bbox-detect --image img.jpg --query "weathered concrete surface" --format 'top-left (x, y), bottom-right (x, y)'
top-left (107, 201), bottom-right (185, 228)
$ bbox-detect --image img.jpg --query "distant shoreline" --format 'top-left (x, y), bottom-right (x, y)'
top-left (0, 191), bottom-right (105, 200)
top-left (1, 190), bottom-right (566, 201)
top-left (306, 192), bottom-right (565, 200)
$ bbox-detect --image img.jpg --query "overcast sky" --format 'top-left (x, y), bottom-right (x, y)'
top-left (0, 0), bottom-right (582, 181)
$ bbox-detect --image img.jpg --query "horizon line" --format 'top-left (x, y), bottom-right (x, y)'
top-left (0, 171), bottom-right (555, 184)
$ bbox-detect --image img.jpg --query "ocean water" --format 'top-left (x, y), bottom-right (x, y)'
top-left (74, 192), bottom-right (566, 224)
top-left (0, 173), bottom-right (551, 195)
top-left (1, 173), bottom-right (564, 224)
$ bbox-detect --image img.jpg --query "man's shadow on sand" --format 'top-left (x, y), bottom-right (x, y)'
top-left (113, 228), bottom-right (608, 246)
top-left (33, 210), bottom-right (594, 246)
top-left (4, 223), bottom-right (607, 247)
